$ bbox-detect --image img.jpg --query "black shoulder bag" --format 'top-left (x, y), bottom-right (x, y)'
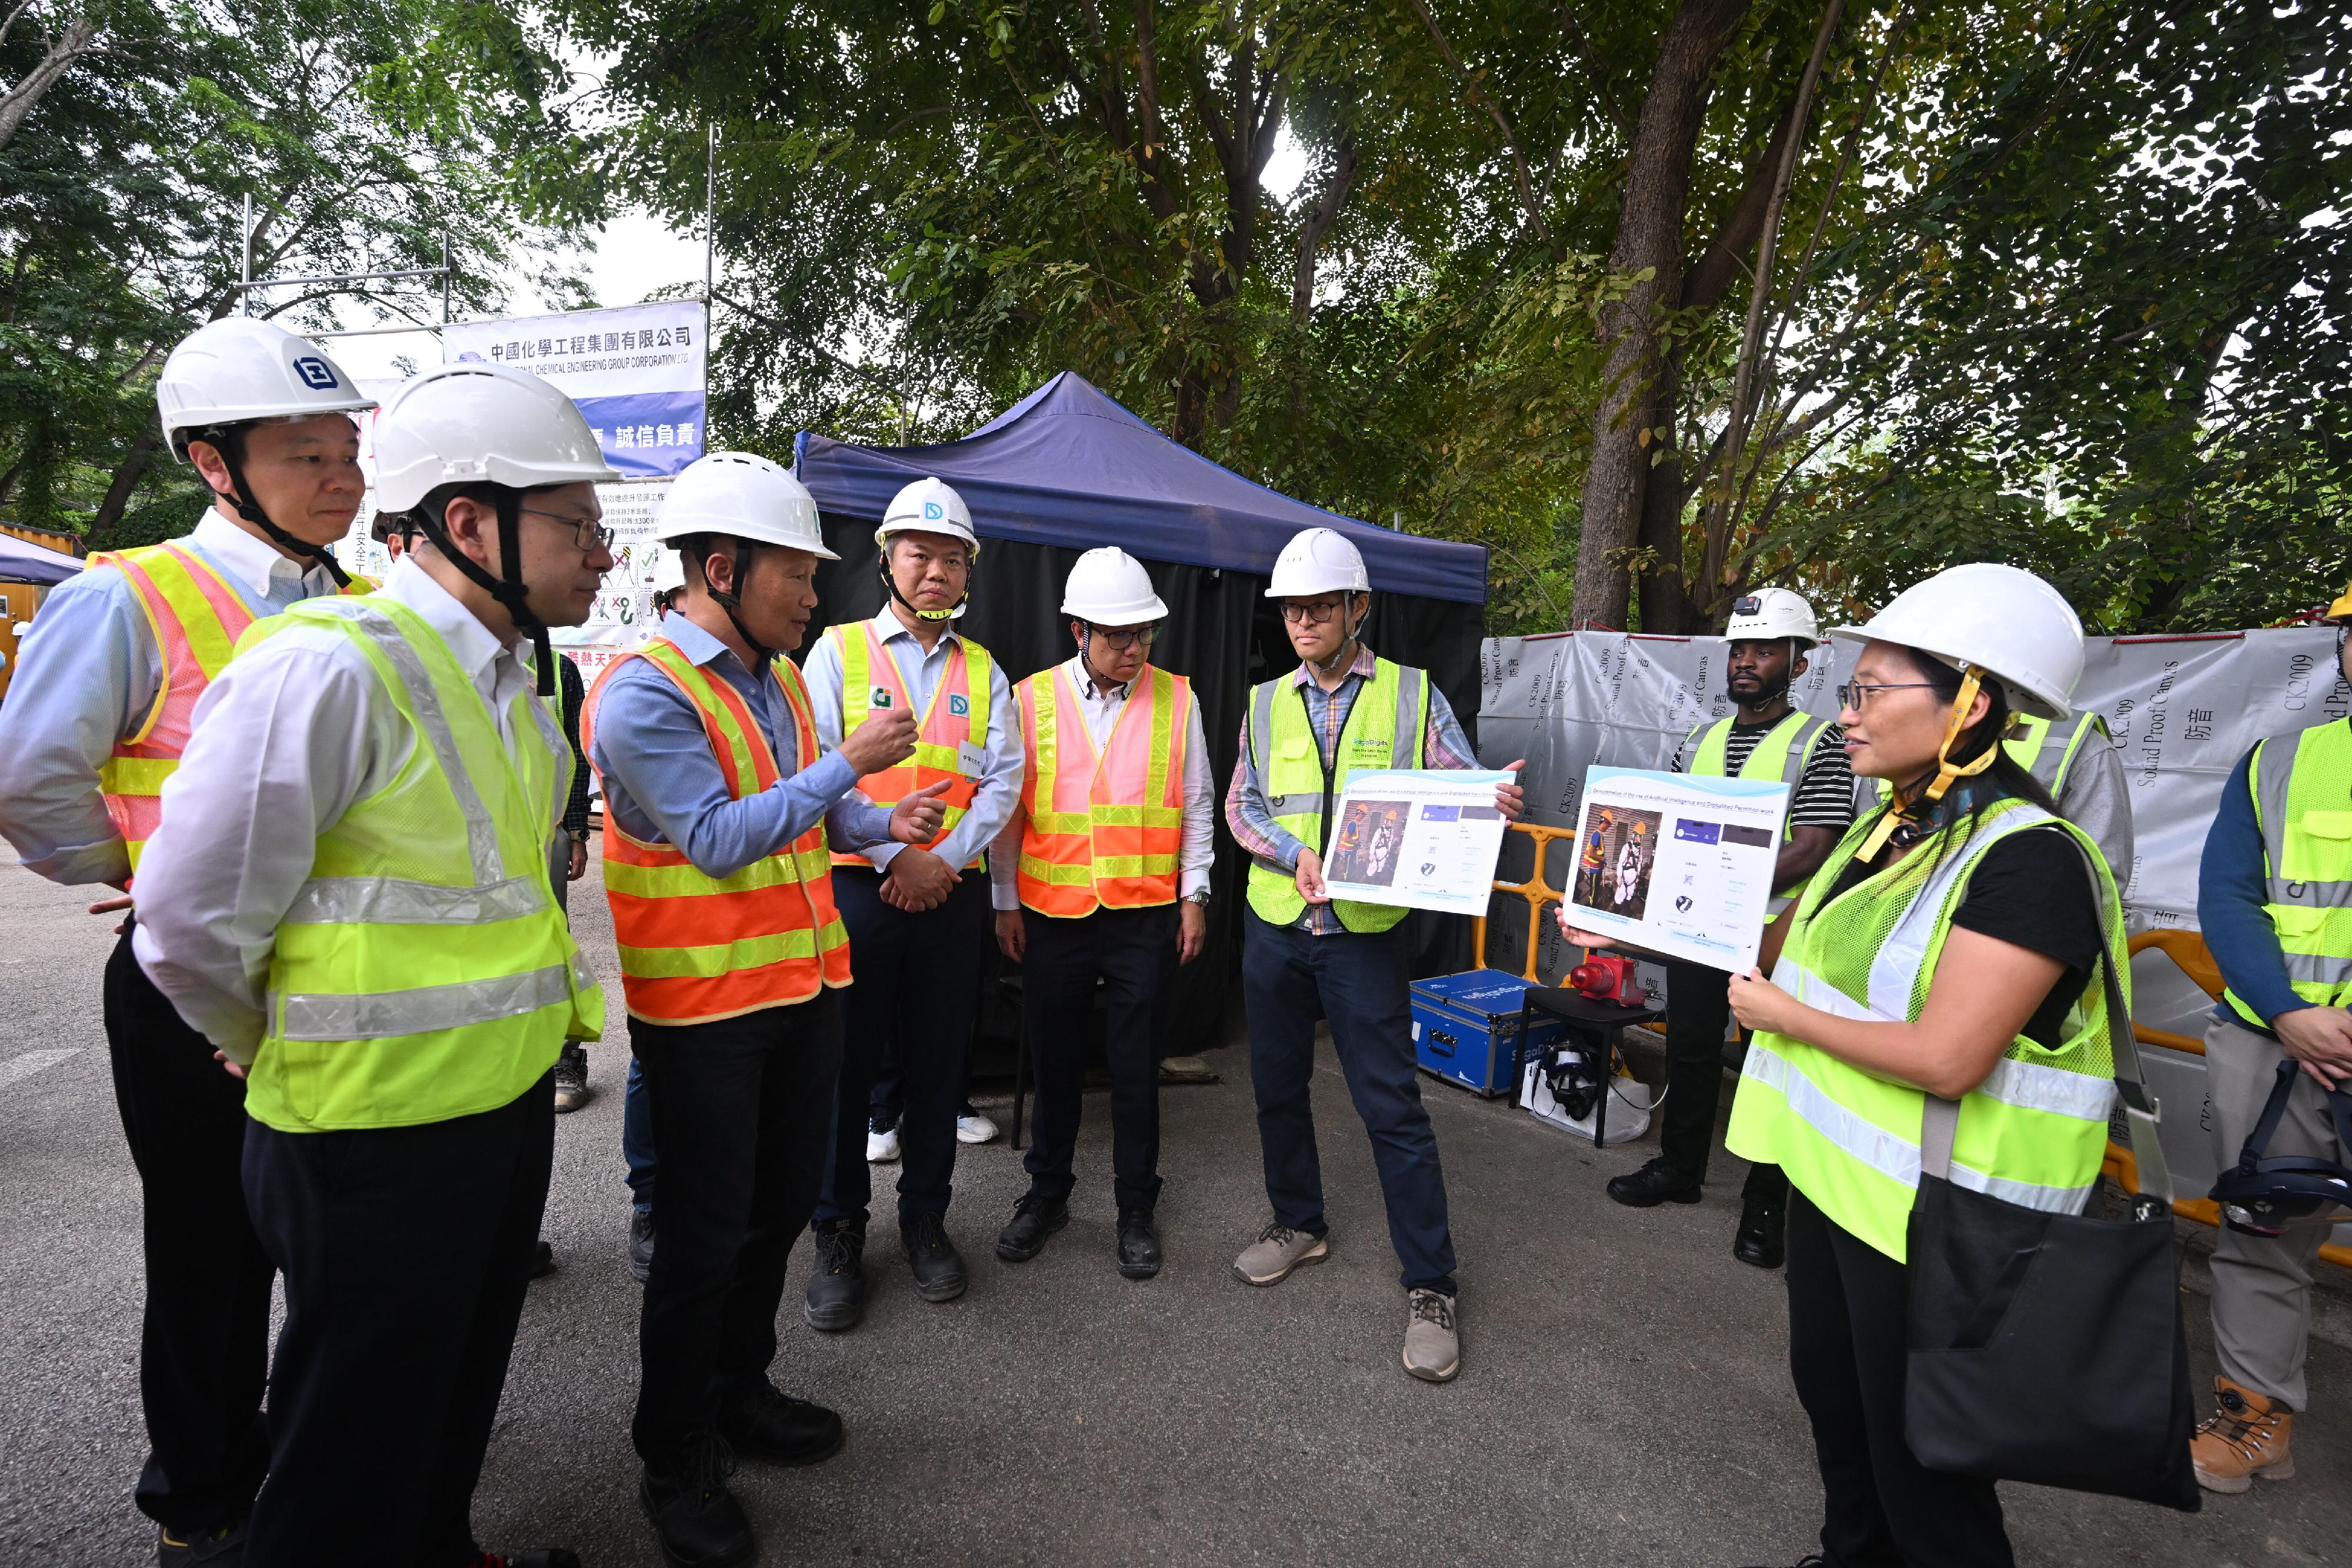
top-left (1902, 842), bottom-right (2201, 1512)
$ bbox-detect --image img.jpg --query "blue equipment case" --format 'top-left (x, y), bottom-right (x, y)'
top-left (1409, 968), bottom-right (1569, 1098)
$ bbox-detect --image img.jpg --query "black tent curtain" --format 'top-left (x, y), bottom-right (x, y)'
top-left (803, 513), bottom-right (1488, 1070)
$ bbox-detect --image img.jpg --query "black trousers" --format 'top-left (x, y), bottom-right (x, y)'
top-left (240, 1075), bottom-right (555, 1568)
top-left (630, 993), bottom-right (844, 1462)
top-left (104, 927), bottom-right (275, 1534)
top-left (1020, 902), bottom-right (1178, 1212)
top-left (1785, 1189), bottom-right (2013, 1568)
top-left (1660, 958), bottom-right (1789, 1204)
top-left (814, 867), bottom-right (987, 1227)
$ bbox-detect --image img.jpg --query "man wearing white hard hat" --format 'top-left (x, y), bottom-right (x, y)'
top-left (0, 315), bottom-right (373, 1566)
top-left (800, 476), bottom-right (1021, 1329)
top-left (1227, 525), bottom-right (1525, 1383)
top-left (129, 361), bottom-right (618, 1568)
top-left (1606, 586), bottom-right (1855, 1271)
top-left (582, 452), bottom-right (944, 1566)
top-left (988, 547), bottom-right (1215, 1278)
top-left (1588, 563), bottom-right (2140, 1563)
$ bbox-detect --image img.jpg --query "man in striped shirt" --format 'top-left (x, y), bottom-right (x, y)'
top-left (1607, 587), bottom-right (1854, 1272)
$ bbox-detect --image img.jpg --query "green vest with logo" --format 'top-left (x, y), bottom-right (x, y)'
top-left (1244, 658), bottom-right (1431, 934)
top-left (2226, 717), bottom-right (2352, 1026)
top-left (239, 595), bottom-right (604, 1134)
top-left (1725, 795), bottom-right (2127, 1262)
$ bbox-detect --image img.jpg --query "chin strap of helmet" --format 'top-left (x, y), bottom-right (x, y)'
top-left (880, 541), bottom-right (968, 623)
top-left (206, 434), bottom-right (354, 590)
top-left (701, 539), bottom-right (773, 673)
top-left (1859, 665), bottom-right (2000, 858)
top-left (414, 490), bottom-right (557, 697)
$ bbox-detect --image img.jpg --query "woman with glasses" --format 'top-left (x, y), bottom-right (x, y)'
top-left (989, 547), bottom-right (1216, 1279)
top-left (1565, 563), bottom-right (2129, 1568)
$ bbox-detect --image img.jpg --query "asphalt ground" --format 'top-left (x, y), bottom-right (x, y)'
top-left (3, 850), bottom-right (2348, 1567)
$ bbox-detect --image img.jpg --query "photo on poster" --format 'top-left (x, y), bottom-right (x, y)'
top-left (1573, 807), bottom-right (1663, 921)
top-left (1328, 799), bottom-right (1411, 888)
top-left (1568, 765), bottom-right (1790, 971)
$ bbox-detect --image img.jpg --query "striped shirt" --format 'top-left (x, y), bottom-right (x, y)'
top-left (1225, 643), bottom-right (1481, 935)
top-left (1672, 715), bottom-right (1857, 831)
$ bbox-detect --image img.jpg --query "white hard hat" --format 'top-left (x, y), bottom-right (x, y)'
top-left (372, 363), bottom-right (619, 513)
top-left (157, 316), bottom-right (376, 457)
top-left (1060, 546), bottom-right (1167, 624)
top-left (1265, 526), bottom-right (1369, 599)
top-left (649, 550), bottom-right (687, 596)
top-left (1829, 562), bottom-right (2084, 720)
top-left (654, 452), bottom-right (837, 558)
top-left (1725, 586), bottom-right (1819, 648)
top-left (876, 476), bottom-right (979, 556)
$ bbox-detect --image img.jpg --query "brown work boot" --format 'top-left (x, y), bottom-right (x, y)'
top-left (2192, 1376), bottom-right (2295, 1493)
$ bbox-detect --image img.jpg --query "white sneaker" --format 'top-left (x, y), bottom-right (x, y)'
top-left (956, 1111), bottom-right (1000, 1145)
top-left (866, 1124), bottom-right (901, 1163)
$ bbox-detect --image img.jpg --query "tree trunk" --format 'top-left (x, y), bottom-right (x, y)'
top-left (1571, 0), bottom-right (1753, 630)
top-left (84, 428), bottom-right (163, 551)
top-left (0, 15), bottom-right (99, 154)
top-left (1636, 358), bottom-right (1702, 633)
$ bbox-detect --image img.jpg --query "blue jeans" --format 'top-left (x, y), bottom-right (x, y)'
top-left (624, 1056), bottom-right (655, 1216)
top-left (1241, 905), bottom-right (1456, 1294)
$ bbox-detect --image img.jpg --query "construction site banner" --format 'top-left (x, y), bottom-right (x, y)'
top-left (442, 301), bottom-right (707, 479)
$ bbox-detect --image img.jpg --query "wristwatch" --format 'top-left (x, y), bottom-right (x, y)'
top-left (1185, 888), bottom-right (1212, 907)
top-left (566, 827), bottom-right (590, 845)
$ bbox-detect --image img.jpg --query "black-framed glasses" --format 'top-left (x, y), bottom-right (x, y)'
top-left (1088, 623), bottom-right (1162, 650)
top-left (520, 507), bottom-right (616, 553)
top-left (1836, 681), bottom-right (1940, 710)
top-left (1280, 597), bottom-right (1351, 624)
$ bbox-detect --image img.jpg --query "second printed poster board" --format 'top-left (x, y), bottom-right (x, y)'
top-left (1566, 765), bottom-right (1789, 972)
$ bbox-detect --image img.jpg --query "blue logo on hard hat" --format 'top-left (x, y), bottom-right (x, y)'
top-left (292, 356), bottom-right (340, 390)
top-left (948, 694), bottom-right (968, 716)
top-left (924, 501), bottom-right (944, 520)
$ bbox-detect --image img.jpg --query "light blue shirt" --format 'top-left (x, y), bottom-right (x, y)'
top-left (589, 610), bottom-right (891, 881)
top-left (800, 606), bottom-right (1022, 872)
top-left (0, 511), bottom-right (339, 885)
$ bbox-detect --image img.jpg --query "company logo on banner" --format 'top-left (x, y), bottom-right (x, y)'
top-left (442, 301), bottom-right (708, 479)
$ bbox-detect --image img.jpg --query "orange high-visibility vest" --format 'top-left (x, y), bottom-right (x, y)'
top-left (1014, 661), bottom-right (1190, 917)
top-left (91, 539), bottom-right (370, 870)
top-left (823, 619), bottom-right (993, 870)
top-left (582, 637), bottom-right (851, 1024)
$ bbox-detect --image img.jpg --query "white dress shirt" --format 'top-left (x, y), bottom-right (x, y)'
top-left (131, 558), bottom-right (549, 1058)
top-left (0, 507), bottom-right (341, 885)
top-left (989, 653), bottom-right (1214, 912)
top-left (800, 605), bottom-right (1022, 872)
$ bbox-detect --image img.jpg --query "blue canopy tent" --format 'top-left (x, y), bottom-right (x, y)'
top-left (793, 370), bottom-right (1491, 1058)
top-left (0, 530), bottom-right (84, 586)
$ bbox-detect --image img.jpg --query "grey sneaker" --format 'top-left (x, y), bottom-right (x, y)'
top-left (552, 1042), bottom-right (592, 1112)
top-left (1402, 1288), bottom-right (1460, 1382)
top-left (1232, 1219), bottom-right (1329, 1286)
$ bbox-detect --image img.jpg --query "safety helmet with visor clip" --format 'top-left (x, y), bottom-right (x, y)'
top-left (654, 452), bottom-right (835, 670)
top-left (1828, 561), bottom-right (2085, 858)
top-left (158, 316), bottom-right (377, 588)
top-left (1724, 586), bottom-right (1820, 650)
top-left (2209, 1059), bottom-right (2352, 1237)
top-left (876, 476), bottom-right (979, 623)
top-left (372, 362), bottom-right (620, 694)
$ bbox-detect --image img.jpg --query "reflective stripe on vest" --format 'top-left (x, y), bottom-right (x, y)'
top-left (1015, 663), bottom-right (1188, 916)
top-left (243, 595), bottom-right (602, 1134)
top-left (1724, 797), bottom-right (2126, 1262)
top-left (1685, 710), bottom-right (1832, 902)
top-left (825, 620), bottom-right (993, 870)
top-left (92, 541), bottom-right (373, 869)
top-left (1244, 659), bottom-right (1429, 934)
top-left (2226, 718), bottom-right (2352, 1024)
top-left (581, 637), bottom-right (851, 1024)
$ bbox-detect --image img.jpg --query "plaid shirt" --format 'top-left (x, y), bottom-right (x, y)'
top-left (1225, 644), bottom-right (1480, 935)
